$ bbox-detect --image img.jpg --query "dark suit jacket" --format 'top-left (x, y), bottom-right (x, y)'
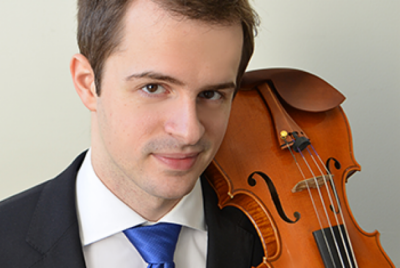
top-left (0, 152), bottom-right (263, 267)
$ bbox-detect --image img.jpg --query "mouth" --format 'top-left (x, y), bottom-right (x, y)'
top-left (152, 152), bottom-right (200, 171)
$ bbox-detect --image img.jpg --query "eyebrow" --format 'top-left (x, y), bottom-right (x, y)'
top-left (201, 82), bottom-right (236, 92)
top-left (126, 71), bottom-right (185, 86)
top-left (125, 71), bottom-right (236, 92)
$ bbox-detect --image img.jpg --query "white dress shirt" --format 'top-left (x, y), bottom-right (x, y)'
top-left (76, 150), bottom-right (207, 268)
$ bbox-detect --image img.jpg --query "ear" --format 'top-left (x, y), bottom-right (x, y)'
top-left (70, 54), bottom-right (97, 111)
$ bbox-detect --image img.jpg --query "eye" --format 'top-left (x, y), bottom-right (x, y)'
top-left (199, 90), bottom-right (222, 100)
top-left (141, 84), bottom-right (166, 94)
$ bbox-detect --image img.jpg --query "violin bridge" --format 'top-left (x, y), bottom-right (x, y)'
top-left (292, 175), bottom-right (333, 193)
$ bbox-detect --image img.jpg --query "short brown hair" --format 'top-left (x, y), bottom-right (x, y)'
top-left (77, 0), bottom-right (259, 95)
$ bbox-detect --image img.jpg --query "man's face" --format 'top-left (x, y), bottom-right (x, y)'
top-left (91, 0), bottom-right (243, 206)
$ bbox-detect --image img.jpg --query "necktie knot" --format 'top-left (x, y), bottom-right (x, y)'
top-left (124, 223), bottom-right (182, 268)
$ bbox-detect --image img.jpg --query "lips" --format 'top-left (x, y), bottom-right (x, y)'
top-left (152, 153), bottom-right (199, 171)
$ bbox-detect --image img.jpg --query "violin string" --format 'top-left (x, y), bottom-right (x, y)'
top-left (310, 145), bottom-right (359, 268)
top-left (298, 149), bottom-right (346, 268)
top-left (306, 147), bottom-right (354, 268)
top-left (285, 141), bottom-right (337, 268)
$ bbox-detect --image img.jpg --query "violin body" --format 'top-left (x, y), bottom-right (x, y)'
top-left (205, 69), bottom-right (394, 268)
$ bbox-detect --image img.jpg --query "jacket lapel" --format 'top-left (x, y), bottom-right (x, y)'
top-left (27, 152), bottom-right (87, 268)
top-left (201, 176), bottom-right (261, 268)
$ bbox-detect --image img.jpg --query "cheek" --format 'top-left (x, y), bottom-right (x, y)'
top-left (202, 105), bottom-right (232, 146)
top-left (106, 104), bottom-right (166, 152)
top-left (97, 101), bottom-right (135, 146)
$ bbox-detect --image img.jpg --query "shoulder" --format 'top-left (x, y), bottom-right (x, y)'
top-left (0, 180), bottom-right (52, 265)
top-left (0, 181), bottom-right (48, 233)
top-left (0, 152), bottom-right (87, 266)
top-left (0, 151), bottom-right (87, 219)
top-left (201, 175), bottom-right (264, 266)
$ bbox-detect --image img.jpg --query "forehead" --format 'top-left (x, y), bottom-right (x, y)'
top-left (104, 0), bottom-right (243, 86)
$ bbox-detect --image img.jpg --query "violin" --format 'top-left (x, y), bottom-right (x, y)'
top-left (205, 68), bottom-right (395, 267)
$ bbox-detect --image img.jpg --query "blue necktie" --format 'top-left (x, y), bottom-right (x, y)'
top-left (124, 223), bottom-right (182, 268)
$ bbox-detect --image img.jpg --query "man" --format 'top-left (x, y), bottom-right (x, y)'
top-left (0, 0), bottom-right (263, 267)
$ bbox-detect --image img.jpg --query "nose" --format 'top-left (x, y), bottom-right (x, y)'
top-left (164, 97), bottom-right (205, 145)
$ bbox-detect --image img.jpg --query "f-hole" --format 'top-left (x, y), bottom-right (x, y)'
top-left (326, 157), bottom-right (341, 174)
top-left (248, 171), bottom-right (300, 223)
top-left (326, 157), bottom-right (342, 214)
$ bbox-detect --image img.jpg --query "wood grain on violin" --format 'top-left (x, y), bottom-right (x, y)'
top-left (205, 69), bottom-right (394, 268)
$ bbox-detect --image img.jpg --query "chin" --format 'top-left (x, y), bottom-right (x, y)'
top-left (158, 176), bottom-right (199, 200)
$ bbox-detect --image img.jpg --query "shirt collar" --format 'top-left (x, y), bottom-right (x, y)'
top-left (76, 149), bottom-right (206, 246)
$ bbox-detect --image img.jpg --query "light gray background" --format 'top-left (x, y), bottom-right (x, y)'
top-left (0, 0), bottom-right (398, 265)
